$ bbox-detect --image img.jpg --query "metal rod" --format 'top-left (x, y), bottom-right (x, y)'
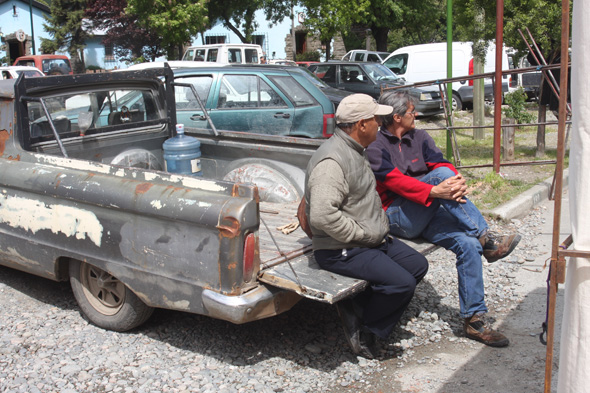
top-left (456, 160), bottom-right (556, 169)
top-left (422, 120), bottom-right (568, 132)
top-left (493, 0), bottom-right (504, 174)
top-left (544, 0), bottom-right (571, 391)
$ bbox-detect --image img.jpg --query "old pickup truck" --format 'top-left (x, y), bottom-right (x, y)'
top-left (0, 67), bottom-right (436, 332)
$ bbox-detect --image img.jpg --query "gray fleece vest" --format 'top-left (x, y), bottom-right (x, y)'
top-left (304, 128), bottom-right (389, 250)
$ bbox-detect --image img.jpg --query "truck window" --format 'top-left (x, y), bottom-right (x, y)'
top-left (25, 87), bottom-right (161, 145)
top-left (228, 49), bottom-right (242, 64)
top-left (384, 54), bottom-right (408, 75)
top-left (183, 49), bottom-right (194, 61)
top-left (244, 49), bottom-right (259, 64)
top-left (353, 52), bottom-right (365, 62)
top-left (207, 49), bottom-right (218, 62)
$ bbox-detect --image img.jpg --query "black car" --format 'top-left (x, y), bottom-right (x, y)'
top-left (308, 62), bottom-right (444, 117)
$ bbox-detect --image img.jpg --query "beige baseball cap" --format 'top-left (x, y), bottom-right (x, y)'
top-left (335, 93), bottom-right (393, 123)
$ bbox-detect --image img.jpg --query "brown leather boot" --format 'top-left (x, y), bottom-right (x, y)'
top-left (464, 314), bottom-right (509, 347)
top-left (480, 232), bottom-right (522, 263)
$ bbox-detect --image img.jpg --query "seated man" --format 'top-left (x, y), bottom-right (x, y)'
top-left (367, 91), bottom-right (521, 347)
top-left (304, 94), bottom-right (428, 358)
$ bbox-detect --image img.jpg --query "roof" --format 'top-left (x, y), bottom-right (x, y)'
top-left (0, 0), bottom-right (50, 12)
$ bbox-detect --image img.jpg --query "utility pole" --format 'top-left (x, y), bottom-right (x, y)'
top-left (29, 0), bottom-right (36, 55)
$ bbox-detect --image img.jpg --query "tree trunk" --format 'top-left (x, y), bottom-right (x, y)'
top-left (371, 26), bottom-right (389, 52)
top-left (322, 39), bottom-right (332, 62)
top-left (473, 57), bottom-right (485, 139)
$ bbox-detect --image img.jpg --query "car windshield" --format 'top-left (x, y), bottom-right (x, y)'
top-left (363, 63), bottom-right (401, 82)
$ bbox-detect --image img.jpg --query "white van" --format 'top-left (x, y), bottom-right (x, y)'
top-left (181, 44), bottom-right (263, 64)
top-left (382, 42), bottom-right (509, 110)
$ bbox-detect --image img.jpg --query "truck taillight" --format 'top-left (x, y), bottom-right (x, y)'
top-left (323, 114), bottom-right (335, 137)
top-left (468, 58), bottom-right (474, 86)
top-left (243, 233), bottom-right (256, 282)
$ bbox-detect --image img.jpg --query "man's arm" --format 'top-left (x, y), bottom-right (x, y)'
top-left (308, 159), bottom-right (368, 244)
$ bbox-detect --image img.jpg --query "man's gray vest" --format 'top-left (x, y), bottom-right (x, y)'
top-left (304, 128), bottom-right (389, 250)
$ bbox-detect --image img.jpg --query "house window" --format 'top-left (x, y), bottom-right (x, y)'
top-left (251, 35), bottom-right (265, 47)
top-left (205, 35), bottom-right (226, 45)
top-left (104, 43), bottom-right (114, 61)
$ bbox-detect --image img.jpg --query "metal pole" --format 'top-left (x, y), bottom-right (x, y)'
top-left (544, 0), bottom-right (570, 390)
top-left (29, 0), bottom-right (36, 55)
top-left (446, 0), bottom-right (453, 161)
top-left (493, 0), bottom-right (504, 174)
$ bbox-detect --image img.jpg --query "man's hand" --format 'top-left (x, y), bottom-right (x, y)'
top-left (429, 173), bottom-right (468, 203)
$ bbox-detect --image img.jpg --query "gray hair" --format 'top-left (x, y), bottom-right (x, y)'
top-left (377, 91), bottom-right (415, 127)
top-left (336, 122), bottom-right (356, 135)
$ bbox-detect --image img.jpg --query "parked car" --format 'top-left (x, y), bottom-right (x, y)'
top-left (13, 54), bottom-right (73, 75)
top-left (342, 50), bottom-right (391, 63)
top-left (0, 65), bottom-right (45, 79)
top-left (296, 61), bottom-right (320, 68)
top-left (268, 59), bottom-right (298, 66)
top-left (169, 65), bottom-right (335, 138)
top-left (181, 44), bottom-right (263, 64)
top-left (307, 62), bottom-right (443, 117)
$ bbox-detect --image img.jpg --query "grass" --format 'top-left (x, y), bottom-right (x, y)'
top-left (417, 105), bottom-right (569, 211)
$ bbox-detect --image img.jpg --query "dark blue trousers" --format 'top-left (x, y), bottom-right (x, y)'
top-left (314, 236), bottom-right (428, 339)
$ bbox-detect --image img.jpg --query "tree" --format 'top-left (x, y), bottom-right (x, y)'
top-left (40, 0), bottom-right (90, 73)
top-left (207, 0), bottom-right (292, 44)
top-left (301, 0), bottom-right (370, 60)
top-left (126, 0), bottom-right (209, 59)
top-left (86, 0), bottom-right (166, 63)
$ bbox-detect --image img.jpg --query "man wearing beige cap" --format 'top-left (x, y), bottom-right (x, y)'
top-left (303, 94), bottom-right (428, 358)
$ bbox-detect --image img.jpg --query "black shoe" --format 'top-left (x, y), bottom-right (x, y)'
top-left (480, 232), bottom-right (521, 262)
top-left (335, 300), bottom-right (361, 354)
top-left (358, 329), bottom-right (379, 359)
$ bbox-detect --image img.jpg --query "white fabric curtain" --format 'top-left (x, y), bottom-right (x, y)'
top-left (557, 1), bottom-right (590, 392)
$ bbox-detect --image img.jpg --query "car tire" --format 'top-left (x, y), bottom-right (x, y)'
top-left (69, 260), bottom-right (153, 331)
top-left (451, 93), bottom-right (463, 111)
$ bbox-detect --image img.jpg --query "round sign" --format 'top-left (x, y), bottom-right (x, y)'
top-left (16, 29), bottom-right (26, 42)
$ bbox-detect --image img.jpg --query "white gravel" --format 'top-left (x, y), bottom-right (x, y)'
top-left (0, 203), bottom-right (548, 393)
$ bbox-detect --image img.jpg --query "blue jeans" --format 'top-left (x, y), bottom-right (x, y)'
top-left (385, 167), bottom-right (488, 318)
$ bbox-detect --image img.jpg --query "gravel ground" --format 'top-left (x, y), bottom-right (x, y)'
top-left (0, 193), bottom-right (566, 393)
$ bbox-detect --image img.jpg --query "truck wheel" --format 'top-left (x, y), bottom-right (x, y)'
top-left (451, 93), bottom-right (463, 111)
top-left (69, 260), bottom-right (153, 331)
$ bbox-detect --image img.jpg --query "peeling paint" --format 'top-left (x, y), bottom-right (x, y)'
top-left (135, 183), bottom-right (153, 194)
top-left (0, 194), bottom-right (103, 247)
top-left (0, 129), bottom-right (9, 155)
top-left (150, 200), bottom-right (163, 209)
top-left (162, 295), bottom-right (190, 310)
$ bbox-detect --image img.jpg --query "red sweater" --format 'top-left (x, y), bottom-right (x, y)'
top-left (366, 127), bottom-right (457, 209)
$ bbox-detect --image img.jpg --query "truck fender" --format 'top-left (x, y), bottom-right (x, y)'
top-left (222, 159), bottom-right (304, 203)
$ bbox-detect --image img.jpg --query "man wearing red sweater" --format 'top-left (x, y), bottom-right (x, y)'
top-left (367, 91), bottom-right (521, 347)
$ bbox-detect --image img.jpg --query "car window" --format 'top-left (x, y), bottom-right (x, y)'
top-left (16, 60), bottom-right (35, 68)
top-left (194, 49), bottom-right (206, 61)
top-left (384, 54), bottom-right (408, 75)
top-left (353, 53), bottom-right (365, 61)
top-left (310, 65), bottom-right (337, 83)
top-left (207, 49), bottom-right (218, 62)
top-left (270, 75), bottom-right (315, 107)
top-left (342, 52), bottom-right (351, 61)
top-left (1, 71), bottom-right (11, 79)
top-left (228, 49), bottom-right (242, 63)
top-left (26, 87), bottom-right (161, 144)
top-left (183, 49), bottom-right (194, 61)
top-left (342, 65), bottom-right (365, 83)
top-left (218, 74), bottom-right (287, 108)
top-left (174, 76), bottom-right (214, 109)
top-left (363, 63), bottom-right (399, 82)
top-left (244, 49), bottom-right (259, 63)
top-left (43, 59), bottom-right (72, 75)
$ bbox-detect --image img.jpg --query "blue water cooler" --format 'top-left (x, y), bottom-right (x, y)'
top-left (163, 124), bottom-right (202, 176)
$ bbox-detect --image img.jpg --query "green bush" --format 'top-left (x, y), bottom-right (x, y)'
top-left (296, 51), bottom-right (321, 62)
top-left (503, 87), bottom-right (535, 124)
top-left (86, 65), bottom-right (103, 71)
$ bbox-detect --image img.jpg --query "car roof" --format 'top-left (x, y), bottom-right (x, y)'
top-left (125, 61), bottom-right (225, 70)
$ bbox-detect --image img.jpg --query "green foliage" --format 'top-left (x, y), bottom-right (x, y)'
top-left (503, 87), bottom-right (535, 124)
top-left (296, 51), bottom-right (321, 62)
top-left (126, 0), bottom-right (208, 57)
top-left (86, 65), bottom-right (103, 71)
top-left (40, 0), bottom-right (89, 73)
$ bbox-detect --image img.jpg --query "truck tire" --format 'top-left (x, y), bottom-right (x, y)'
top-left (452, 93), bottom-right (463, 111)
top-left (69, 260), bottom-right (154, 331)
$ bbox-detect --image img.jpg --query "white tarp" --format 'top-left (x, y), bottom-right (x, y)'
top-left (557, 1), bottom-right (590, 392)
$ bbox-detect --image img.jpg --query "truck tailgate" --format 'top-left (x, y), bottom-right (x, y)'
top-left (257, 202), bottom-right (439, 304)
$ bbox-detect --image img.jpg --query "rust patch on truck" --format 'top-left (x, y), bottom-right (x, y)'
top-left (217, 217), bottom-right (240, 238)
top-left (0, 130), bottom-right (10, 155)
top-left (135, 183), bottom-right (153, 194)
top-left (6, 154), bottom-right (20, 161)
